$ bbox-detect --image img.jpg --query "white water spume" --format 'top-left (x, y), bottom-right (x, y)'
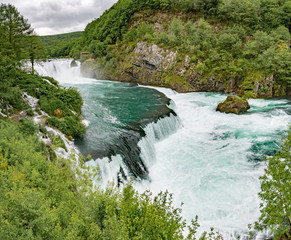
top-left (138, 113), bottom-right (181, 168)
top-left (34, 59), bottom-right (97, 85)
top-left (86, 112), bottom-right (181, 188)
top-left (136, 86), bottom-right (291, 239)
top-left (35, 59), bottom-right (290, 240)
top-left (86, 155), bottom-right (128, 189)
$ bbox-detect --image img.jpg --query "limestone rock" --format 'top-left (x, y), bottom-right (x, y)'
top-left (216, 95), bottom-right (250, 114)
top-left (132, 41), bottom-right (177, 71)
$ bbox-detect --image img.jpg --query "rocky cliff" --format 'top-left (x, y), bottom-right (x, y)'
top-left (82, 42), bottom-right (289, 98)
top-left (81, 41), bottom-right (289, 97)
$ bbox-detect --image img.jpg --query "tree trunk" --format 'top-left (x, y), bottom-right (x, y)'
top-left (5, 104), bottom-right (8, 117)
top-left (31, 60), bottom-right (34, 75)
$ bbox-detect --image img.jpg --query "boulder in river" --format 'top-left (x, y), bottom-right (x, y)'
top-left (216, 95), bottom-right (250, 114)
top-left (70, 59), bottom-right (78, 68)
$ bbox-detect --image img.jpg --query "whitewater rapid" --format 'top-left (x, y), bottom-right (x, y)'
top-left (35, 59), bottom-right (291, 239)
top-left (135, 87), bottom-right (290, 239)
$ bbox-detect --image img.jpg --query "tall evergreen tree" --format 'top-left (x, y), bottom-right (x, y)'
top-left (0, 3), bottom-right (33, 60)
top-left (26, 33), bottom-right (45, 74)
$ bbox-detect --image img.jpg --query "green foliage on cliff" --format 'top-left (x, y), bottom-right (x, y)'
top-left (0, 54), bottom-right (85, 137)
top-left (0, 4), bottom-right (85, 138)
top-left (0, 119), bottom-right (222, 240)
top-left (40, 31), bottom-right (82, 58)
top-left (254, 129), bottom-right (291, 239)
top-left (77, 0), bottom-right (291, 96)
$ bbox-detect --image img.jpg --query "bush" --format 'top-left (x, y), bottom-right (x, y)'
top-left (46, 116), bottom-right (86, 138)
top-left (38, 124), bottom-right (47, 134)
top-left (26, 108), bottom-right (34, 116)
top-left (42, 76), bottom-right (59, 86)
top-left (20, 118), bottom-right (36, 135)
top-left (52, 135), bottom-right (67, 151)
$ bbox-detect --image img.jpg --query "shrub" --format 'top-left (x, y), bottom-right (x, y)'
top-left (38, 124), bottom-right (47, 134)
top-left (35, 108), bottom-right (42, 115)
top-left (26, 108), bottom-right (34, 116)
top-left (20, 118), bottom-right (36, 135)
top-left (42, 76), bottom-right (59, 86)
top-left (8, 109), bottom-right (14, 115)
top-left (52, 135), bottom-right (67, 151)
top-left (46, 116), bottom-right (86, 138)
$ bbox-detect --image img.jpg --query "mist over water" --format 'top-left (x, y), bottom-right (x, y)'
top-left (35, 59), bottom-right (291, 239)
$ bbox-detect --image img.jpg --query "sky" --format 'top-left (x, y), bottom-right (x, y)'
top-left (1, 0), bottom-right (118, 35)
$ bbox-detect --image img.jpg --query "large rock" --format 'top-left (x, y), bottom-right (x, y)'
top-left (132, 41), bottom-right (177, 71)
top-left (216, 95), bottom-right (250, 114)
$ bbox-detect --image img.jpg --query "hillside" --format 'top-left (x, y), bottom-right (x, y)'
top-left (77, 0), bottom-right (291, 98)
top-left (40, 31), bottom-right (83, 58)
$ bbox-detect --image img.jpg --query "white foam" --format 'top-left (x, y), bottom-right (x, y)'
top-left (135, 87), bottom-right (291, 239)
top-left (34, 59), bottom-right (99, 85)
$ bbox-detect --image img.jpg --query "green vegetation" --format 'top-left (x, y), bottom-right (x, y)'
top-left (0, 3), bottom-right (45, 73)
top-left (76, 0), bottom-right (291, 97)
top-left (40, 31), bottom-right (82, 58)
top-left (254, 129), bottom-right (291, 239)
top-left (0, 118), bottom-right (223, 240)
top-left (0, 3), bottom-right (290, 240)
top-left (0, 3), bottom-right (85, 138)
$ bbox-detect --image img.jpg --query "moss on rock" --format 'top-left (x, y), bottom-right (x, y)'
top-left (216, 95), bottom-right (250, 114)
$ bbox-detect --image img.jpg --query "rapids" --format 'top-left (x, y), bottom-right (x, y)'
top-left (35, 59), bottom-right (291, 239)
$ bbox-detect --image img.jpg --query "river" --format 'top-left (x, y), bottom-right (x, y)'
top-left (35, 59), bottom-right (291, 239)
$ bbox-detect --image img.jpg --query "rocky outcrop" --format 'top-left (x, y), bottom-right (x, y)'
top-left (132, 42), bottom-right (177, 71)
top-left (81, 41), bottom-right (288, 97)
top-left (216, 95), bottom-right (250, 114)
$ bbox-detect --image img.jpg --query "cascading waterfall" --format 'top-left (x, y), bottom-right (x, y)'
top-left (86, 112), bottom-right (181, 187)
top-left (138, 113), bottom-right (181, 168)
top-left (35, 59), bottom-right (291, 240)
top-left (35, 59), bottom-right (181, 181)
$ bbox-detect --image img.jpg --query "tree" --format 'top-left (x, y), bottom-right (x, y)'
top-left (0, 54), bottom-right (22, 116)
top-left (26, 33), bottom-right (45, 74)
top-left (0, 3), bottom-right (33, 60)
top-left (255, 129), bottom-right (291, 239)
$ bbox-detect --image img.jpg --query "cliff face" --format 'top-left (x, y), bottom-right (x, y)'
top-left (81, 41), bottom-right (288, 97)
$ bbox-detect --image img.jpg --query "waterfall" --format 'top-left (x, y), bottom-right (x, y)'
top-left (138, 113), bottom-right (181, 168)
top-left (34, 59), bottom-right (96, 84)
top-left (34, 59), bottom-right (291, 240)
top-left (86, 112), bottom-right (181, 185)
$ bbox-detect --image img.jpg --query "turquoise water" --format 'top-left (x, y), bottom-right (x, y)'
top-left (73, 80), bottom-right (174, 178)
top-left (36, 59), bottom-right (291, 239)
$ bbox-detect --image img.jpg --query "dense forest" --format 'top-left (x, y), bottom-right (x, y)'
top-left (0, 1), bottom-right (290, 239)
top-left (40, 31), bottom-right (82, 58)
top-left (76, 0), bottom-right (291, 97)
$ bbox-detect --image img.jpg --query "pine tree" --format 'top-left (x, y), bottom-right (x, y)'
top-left (0, 3), bottom-right (33, 60)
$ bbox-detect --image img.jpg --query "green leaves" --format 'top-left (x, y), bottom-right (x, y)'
top-left (0, 119), bottom-right (224, 240)
top-left (255, 129), bottom-right (291, 239)
top-left (0, 3), bottom-right (33, 61)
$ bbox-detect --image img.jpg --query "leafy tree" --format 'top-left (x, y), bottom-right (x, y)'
top-left (0, 3), bottom-right (33, 60)
top-left (0, 55), bottom-right (22, 115)
top-left (26, 34), bottom-right (45, 74)
top-left (218, 0), bottom-right (261, 27)
top-left (89, 40), bottom-right (107, 57)
top-left (279, 0), bottom-right (291, 31)
top-left (254, 130), bottom-right (291, 239)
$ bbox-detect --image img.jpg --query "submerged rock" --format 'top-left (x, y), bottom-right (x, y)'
top-left (216, 95), bottom-right (250, 114)
top-left (70, 59), bottom-right (78, 68)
